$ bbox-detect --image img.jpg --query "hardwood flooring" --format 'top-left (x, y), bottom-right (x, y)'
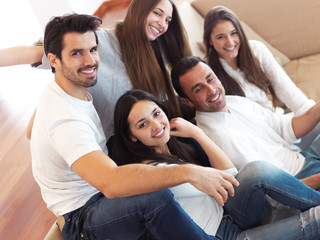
top-left (0, 0), bottom-right (194, 239)
top-left (0, 65), bottom-right (55, 239)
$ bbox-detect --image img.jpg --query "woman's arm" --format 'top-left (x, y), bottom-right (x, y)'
top-left (253, 40), bottom-right (315, 115)
top-left (0, 45), bottom-right (44, 67)
top-left (169, 117), bottom-right (235, 170)
top-left (292, 101), bottom-right (320, 138)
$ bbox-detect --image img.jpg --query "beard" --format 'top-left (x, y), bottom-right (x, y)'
top-left (61, 61), bottom-right (98, 88)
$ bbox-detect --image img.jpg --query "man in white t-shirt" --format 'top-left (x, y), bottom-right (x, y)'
top-left (171, 56), bottom-right (320, 190)
top-left (30, 14), bottom-right (239, 240)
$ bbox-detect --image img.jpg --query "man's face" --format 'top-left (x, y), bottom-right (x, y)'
top-left (54, 31), bottom-right (100, 89)
top-left (179, 62), bottom-right (227, 112)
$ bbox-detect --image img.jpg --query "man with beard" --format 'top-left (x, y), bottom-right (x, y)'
top-left (30, 14), bottom-right (238, 240)
top-left (171, 56), bottom-right (320, 190)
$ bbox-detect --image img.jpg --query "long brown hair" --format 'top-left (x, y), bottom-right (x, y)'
top-left (115, 0), bottom-right (191, 116)
top-left (203, 6), bottom-right (279, 107)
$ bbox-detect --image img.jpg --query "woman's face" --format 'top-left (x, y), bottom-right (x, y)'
top-left (128, 100), bottom-right (170, 150)
top-left (210, 20), bottom-right (241, 64)
top-left (145, 0), bottom-right (173, 41)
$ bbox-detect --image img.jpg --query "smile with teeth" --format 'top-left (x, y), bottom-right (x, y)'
top-left (81, 69), bottom-right (95, 74)
top-left (224, 46), bottom-right (236, 51)
top-left (208, 93), bottom-right (220, 103)
top-left (150, 25), bottom-right (162, 35)
top-left (153, 127), bottom-right (165, 137)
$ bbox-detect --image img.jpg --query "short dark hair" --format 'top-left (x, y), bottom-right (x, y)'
top-left (43, 13), bottom-right (102, 73)
top-left (171, 56), bottom-right (207, 99)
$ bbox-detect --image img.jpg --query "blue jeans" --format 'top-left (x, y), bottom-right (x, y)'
top-left (224, 161), bottom-right (320, 230)
top-left (295, 134), bottom-right (320, 180)
top-left (61, 189), bottom-right (217, 240)
top-left (216, 206), bottom-right (320, 240)
top-left (295, 122), bottom-right (320, 151)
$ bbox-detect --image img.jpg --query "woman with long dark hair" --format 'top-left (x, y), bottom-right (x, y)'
top-left (203, 6), bottom-right (314, 115)
top-left (111, 89), bottom-right (320, 239)
top-left (203, 5), bottom-right (319, 149)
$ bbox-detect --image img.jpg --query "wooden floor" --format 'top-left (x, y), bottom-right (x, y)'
top-left (0, 65), bottom-right (55, 239)
top-left (0, 0), bottom-right (194, 239)
top-left (0, 0), bottom-right (55, 238)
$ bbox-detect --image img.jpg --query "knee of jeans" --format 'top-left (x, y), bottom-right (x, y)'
top-left (238, 161), bottom-right (284, 185)
top-left (239, 161), bottom-right (271, 177)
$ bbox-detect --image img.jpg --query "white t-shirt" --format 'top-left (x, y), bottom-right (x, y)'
top-left (196, 96), bottom-right (305, 176)
top-left (158, 163), bottom-right (237, 235)
top-left (38, 28), bottom-right (132, 142)
top-left (31, 81), bottom-right (108, 216)
top-left (220, 40), bottom-right (315, 115)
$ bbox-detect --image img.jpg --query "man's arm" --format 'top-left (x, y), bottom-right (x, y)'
top-left (292, 101), bottom-right (320, 138)
top-left (300, 173), bottom-right (320, 190)
top-left (26, 110), bottom-right (36, 139)
top-left (0, 46), bottom-right (44, 67)
top-left (72, 150), bottom-right (239, 206)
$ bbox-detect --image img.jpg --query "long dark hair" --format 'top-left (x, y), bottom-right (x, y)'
top-left (112, 89), bottom-right (197, 166)
top-left (203, 6), bottom-right (279, 107)
top-left (115, 0), bottom-right (191, 116)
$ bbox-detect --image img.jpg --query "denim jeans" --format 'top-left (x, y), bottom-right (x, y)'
top-left (216, 206), bottom-right (320, 240)
top-left (224, 161), bottom-right (320, 230)
top-left (61, 189), bottom-right (217, 240)
top-left (295, 134), bottom-right (320, 180)
top-left (295, 122), bottom-right (320, 151)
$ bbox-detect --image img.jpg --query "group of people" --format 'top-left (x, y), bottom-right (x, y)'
top-left (2, 0), bottom-right (320, 239)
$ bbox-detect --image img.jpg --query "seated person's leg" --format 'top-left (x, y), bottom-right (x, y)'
top-left (295, 147), bottom-right (320, 190)
top-left (237, 205), bottom-right (320, 240)
top-left (224, 161), bottom-right (320, 230)
top-left (61, 190), bottom-right (216, 239)
top-left (306, 133), bottom-right (320, 156)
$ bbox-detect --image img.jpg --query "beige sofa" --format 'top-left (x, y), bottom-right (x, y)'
top-left (179, 0), bottom-right (320, 102)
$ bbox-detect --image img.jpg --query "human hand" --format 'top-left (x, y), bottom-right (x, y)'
top-left (169, 117), bottom-right (200, 139)
top-left (189, 165), bottom-right (239, 206)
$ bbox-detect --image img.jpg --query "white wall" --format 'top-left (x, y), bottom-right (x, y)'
top-left (28, 0), bottom-right (105, 30)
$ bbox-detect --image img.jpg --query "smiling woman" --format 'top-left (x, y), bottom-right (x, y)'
top-left (128, 100), bottom-right (171, 152)
top-left (145, 0), bottom-right (173, 41)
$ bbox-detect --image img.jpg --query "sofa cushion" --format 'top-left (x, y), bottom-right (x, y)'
top-left (197, 20), bottom-right (290, 67)
top-left (283, 53), bottom-right (320, 101)
top-left (178, 2), bottom-right (206, 58)
top-left (191, 0), bottom-right (320, 59)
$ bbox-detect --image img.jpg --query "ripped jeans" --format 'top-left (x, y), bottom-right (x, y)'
top-left (215, 161), bottom-right (320, 240)
top-left (216, 206), bottom-right (320, 240)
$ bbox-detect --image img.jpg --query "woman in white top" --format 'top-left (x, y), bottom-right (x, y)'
top-left (202, 6), bottom-right (320, 149)
top-left (111, 89), bottom-right (320, 239)
top-left (203, 5), bottom-right (315, 115)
